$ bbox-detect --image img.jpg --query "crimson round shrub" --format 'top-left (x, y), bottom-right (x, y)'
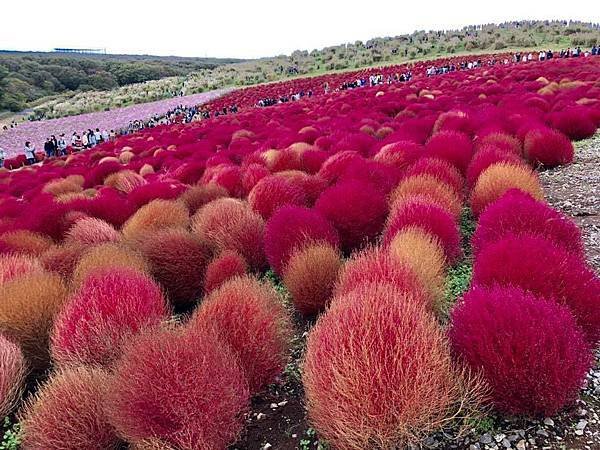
top-left (106, 327), bottom-right (249, 449)
top-left (264, 205), bottom-right (339, 275)
top-left (315, 180), bottom-right (388, 252)
top-left (51, 268), bottom-right (169, 367)
top-left (303, 283), bottom-right (473, 449)
top-left (65, 217), bottom-right (120, 246)
top-left (248, 175), bottom-right (307, 219)
top-left (317, 151), bottom-right (364, 184)
top-left (473, 233), bottom-right (600, 344)
top-left (20, 366), bottom-right (119, 449)
top-left (192, 198), bottom-right (265, 270)
top-left (383, 199), bottom-right (461, 264)
top-left (474, 132), bottom-right (521, 156)
top-left (523, 128), bottom-right (574, 167)
top-left (472, 189), bottom-right (583, 256)
top-left (449, 285), bottom-right (592, 416)
top-left (549, 108), bottom-right (596, 141)
top-left (40, 244), bottom-right (85, 280)
top-left (204, 250), bottom-right (248, 294)
top-left (187, 276), bottom-right (293, 393)
top-left (405, 157), bottom-right (464, 196)
top-left (241, 163), bottom-right (271, 194)
top-left (466, 145), bottom-right (522, 189)
top-left (178, 184), bottom-right (228, 215)
top-left (373, 141), bottom-right (421, 171)
top-left (425, 130), bottom-right (474, 174)
top-left (0, 254), bottom-right (43, 286)
top-left (135, 229), bottom-right (212, 307)
top-left (0, 335), bottom-right (25, 417)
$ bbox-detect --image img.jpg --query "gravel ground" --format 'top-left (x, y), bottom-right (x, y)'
top-left (231, 133), bottom-right (600, 450)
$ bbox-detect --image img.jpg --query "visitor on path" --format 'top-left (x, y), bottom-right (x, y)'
top-left (0, 147), bottom-right (5, 168)
top-left (57, 134), bottom-right (67, 155)
top-left (24, 142), bottom-right (36, 165)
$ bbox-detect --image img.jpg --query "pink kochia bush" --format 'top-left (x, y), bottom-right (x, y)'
top-left (65, 217), bottom-right (120, 246)
top-left (0, 335), bottom-right (26, 417)
top-left (449, 286), bottom-right (592, 416)
top-left (383, 199), bottom-right (461, 264)
top-left (248, 175), bottom-right (307, 219)
top-left (472, 190), bottom-right (583, 257)
top-left (0, 254), bottom-right (43, 286)
top-left (315, 180), bottom-right (388, 252)
top-left (425, 130), bottom-right (474, 175)
top-left (473, 234), bottom-right (600, 344)
top-left (204, 250), bottom-right (248, 294)
top-left (106, 326), bottom-right (249, 449)
top-left (466, 146), bottom-right (522, 189)
top-left (523, 128), bottom-right (574, 167)
top-left (51, 268), bottom-right (170, 367)
top-left (20, 366), bottom-right (119, 450)
top-left (187, 276), bottom-right (293, 393)
top-left (264, 205), bottom-right (339, 275)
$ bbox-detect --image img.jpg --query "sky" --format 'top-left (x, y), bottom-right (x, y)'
top-left (0, 1), bottom-right (598, 59)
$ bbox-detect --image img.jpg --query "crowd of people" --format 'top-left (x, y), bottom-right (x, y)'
top-left (2, 45), bottom-right (600, 170)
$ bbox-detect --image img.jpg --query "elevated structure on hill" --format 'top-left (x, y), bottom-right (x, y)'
top-left (53, 48), bottom-right (107, 54)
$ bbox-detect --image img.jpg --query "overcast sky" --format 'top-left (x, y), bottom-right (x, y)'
top-left (0, 1), bottom-right (598, 59)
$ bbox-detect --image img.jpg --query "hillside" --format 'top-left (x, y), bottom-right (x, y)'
top-left (0, 51), bottom-right (244, 113)
top-left (2, 19), bottom-right (600, 121)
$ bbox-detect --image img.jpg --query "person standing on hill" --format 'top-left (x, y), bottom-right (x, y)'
top-left (0, 147), bottom-right (6, 168)
top-left (57, 134), bottom-right (67, 156)
top-left (24, 142), bottom-right (36, 165)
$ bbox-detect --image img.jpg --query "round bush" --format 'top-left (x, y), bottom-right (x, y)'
top-left (51, 268), bottom-right (170, 367)
top-left (466, 145), bottom-right (522, 189)
top-left (283, 243), bottom-right (342, 316)
top-left (549, 108), bottom-right (596, 141)
top-left (248, 175), bottom-right (307, 219)
top-left (20, 366), bottom-right (119, 450)
top-left (473, 233), bottom-right (600, 344)
top-left (390, 174), bottom-right (462, 218)
top-left (178, 184), bottom-right (228, 215)
top-left (0, 335), bottom-right (25, 417)
top-left (0, 254), bottom-right (43, 286)
top-left (303, 283), bottom-right (468, 449)
top-left (135, 229), bottom-right (212, 307)
top-left (187, 276), bottom-right (293, 393)
top-left (472, 189), bottom-right (583, 257)
top-left (425, 130), bottom-right (474, 175)
top-left (388, 227), bottom-right (447, 312)
top-left (405, 157), bottom-right (464, 197)
top-left (204, 250), bottom-right (248, 294)
top-left (523, 128), bottom-right (574, 167)
top-left (72, 243), bottom-right (149, 287)
top-left (0, 231), bottom-right (53, 257)
top-left (373, 141), bottom-right (421, 171)
top-left (106, 327), bottom-right (249, 449)
top-left (315, 180), bottom-right (388, 252)
top-left (449, 285), bottom-right (592, 416)
top-left (40, 244), bottom-right (85, 281)
top-left (65, 217), bottom-right (120, 246)
top-left (0, 272), bottom-right (68, 371)
top-left (383, 199), bottom-right (461, 264)
top-left (192, 198), bottom-right (265, 271)
top-left (474, 132), bottom-right (521, 156)
top-left (264, 205), bottom-right (339, 275)
top-left (470, 163), bottom-right (543, 215)
top-left (122, 199), bottom-right (189, 241)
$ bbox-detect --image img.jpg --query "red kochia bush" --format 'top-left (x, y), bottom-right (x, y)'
top-left (178, 184), bottom-right (229, 215)
top-left (425, 130), bottom-right (474, 175)
top-left (472, 189), bottom-right (583, 257)
top-left (334, 247), bottom-right (429, 307)
top-left (549, 108), bottom-right (596, 141)
top-left (187, 276), bottom-right (293, 393)
top-left (192, 198), bottom-right (265, 271)
top-left (317, 151), bottom-right (364, 184)
top-left (473, 234), bottom-right (600, 344)
top-left (383, 199), bottom-right (461, 264)
top-left (20, 367), bottom-right (119, 450)
top-left (204, 250), bottom-right (248, 294)
top-left (106, 327), bottom-right (249, 449)
top-left (65, 217), bottom-right (120, 246)
top-left (264, 205), bottom-right (340, 275)
top-left (449, 285), bottom-right (592, 416)
top-left (0, 335), bottom-right (25, 417)
top-left (51, 268), bottom-right (170, 367)
top-left (135, 230), bottom-right (212, 307)
top-left (523, 128), bottom-right (574, 167)
top-left (373, 141), bottom-right (421, 171)
top-left (303, 283), bottom-right (465, 449)
top-left (466, 146), bottom-right (522, 189)
top-left (0, 254), bottom-right (42, 286)
top-left (315, 180), bottom-right (388, 252)
top-left (248, 175), bottom-right (307, 219)
top-left (40, 244), bottom-right (86, 281)
top-left (405, 157), bottom-right (464, 196)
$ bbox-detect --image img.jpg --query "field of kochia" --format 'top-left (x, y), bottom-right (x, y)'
top-left (0, 55), bottom-right (598, 449)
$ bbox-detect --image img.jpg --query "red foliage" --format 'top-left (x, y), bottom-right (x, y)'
top-left (317, 151), bottom-right (363, 184)
top-left (0, 254), bottom-right (43, 286)
top-left (383, 199), bottom-right (461, 264)
top-left (178, 184), bottom-right (229, 215)
top-left (0, 335), bottom-right (25, 417)
top-left (466, 146), bottom-right (523, 189)
top-left (523, 128), bottom-right (574, 167)
top-left (187, 276), bottom-right (293, 393)
top-left (204, 250), bottom-right (248, 294)
top-left (373, 141), bottom-right (421, 171)
top-left (549, 107), bottom-right (597, 141)
top-left (473, 233), bottom-right (600, 344)
top-left (248, 175), bottom-right (308, 219)
top-left (472, 189), bottom-right (583, 257)
top-left (65, 217), bottom-right (120, 246)
top-left (20, 367), bottom-right (119, 450)
top-left (425, 130), bottom-right (474, 175)
top-left (135, 229), bottom-right (212, 307)
top-left (106, 327), bottom-right (249, 448)
top-left (303, 283), bottom-right (464, 449)
top-left (51, 268), bottom-right (169, 367)
top-left (240, 163), bottom-right (270, 195)
top-left (405, 157), bottom-right (464, 196)
top-left (315, 180), bottom-right (388, 252)
top-left (264, 205), bottom-right (339, 275)
top-left (449, 285), bottom-right (592, 416)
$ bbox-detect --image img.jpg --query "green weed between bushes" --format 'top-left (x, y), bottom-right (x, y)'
top-left (0, 417), bottom-right (21, 450)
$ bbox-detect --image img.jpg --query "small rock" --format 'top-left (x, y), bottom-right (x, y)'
top-left (277, 400), bottom-right (288, 407)
top-left (269, 403), bottom-right (278, 409)
top-left (575, 429), bottom-right (584, 436)
top-left (543, 418), bottom-right (554, 427)
top-left (262, 444), bottom-right (272, 450)
top-left (495, 433), bottom-right (506, 443)
top-left (536, 429), bottom-right (549, 438)
top-left (256, 412), bottom-right (266, 420)
top-left (291, 434), bottom-right (297, 438)
top-left (577, 408), bottom-right (588, 417)
top-left (469, 445), bottom-right (480, 450)
top-left (576, 419), bottom-right (588, 430)
top-left (480, 433), bottom-right (493, 444)
top-left (502, 438), bottom-right (511, 448)
top-left (516, 440), bottom-right (526, 450)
